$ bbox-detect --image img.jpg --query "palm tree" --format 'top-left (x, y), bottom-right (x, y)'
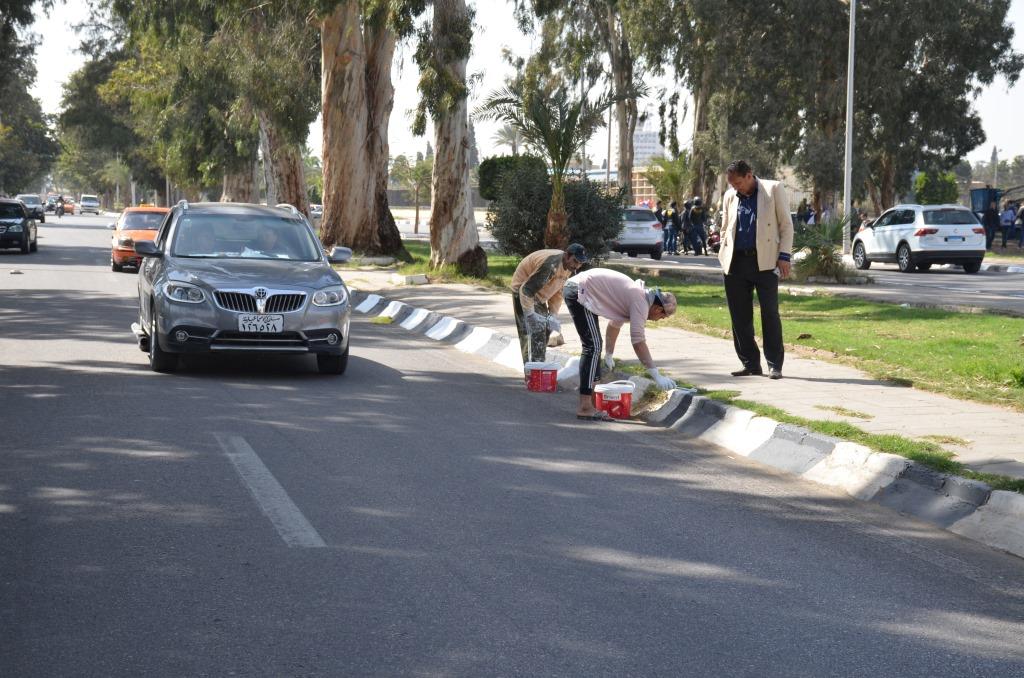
top-left (101, 157), bottom-right (132, 208)
top-left (477, 82), bottom-right (615, 248)
top-left (644, 153), bottom-right (692, 205)
top-left (492, 124), bottom-right (522, 156)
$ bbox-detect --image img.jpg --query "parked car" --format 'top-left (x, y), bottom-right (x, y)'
top-left (79, 194), bottom-right (101, 215)
top-left (0, 198), bottom-right (39, 253)
top-left (15, 194), bottom-right (45, 222)
top-left (109, 206), bottom-right (170, 272)
top-left (132, 201), bottom-right (353, 374)
top-left (611, 207), bottom-right (664, 260)
top-left (852, 204), bottom-right (985, 273)
top-left (45, 196), bottom-right (57, 213)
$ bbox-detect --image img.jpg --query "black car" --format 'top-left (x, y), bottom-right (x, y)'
top-left (0, 199), bottom-right (38, 253)
top-left (15, 194), bottom-right (45, 223)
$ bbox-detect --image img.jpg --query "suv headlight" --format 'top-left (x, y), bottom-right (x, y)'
top-left (163, 281), bottom-right (206, 304)
top-left (312, 285), bottom-right (348, 307)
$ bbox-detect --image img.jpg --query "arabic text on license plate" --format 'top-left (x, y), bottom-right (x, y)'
top-left (238, 314), bottom-right (283, 333)
top-left (946, 236), bottom-right (964, 242)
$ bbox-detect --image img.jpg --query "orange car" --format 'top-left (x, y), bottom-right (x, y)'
top-left (110, 206), bottom-right (169, 272)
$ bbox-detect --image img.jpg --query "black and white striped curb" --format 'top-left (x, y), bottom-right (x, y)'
top-left (645, 392), bottom-right (1024, 560)
top-left (351, 287), bottom-right (1024, 561)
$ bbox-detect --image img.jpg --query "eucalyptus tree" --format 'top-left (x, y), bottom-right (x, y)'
top-left (412, 0), bottom-right (485, 274)
top-left (477, 81), bottom-right (614, 249)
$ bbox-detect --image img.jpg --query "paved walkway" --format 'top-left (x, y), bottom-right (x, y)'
top-left (345, 268), bottom-right (1024, 480)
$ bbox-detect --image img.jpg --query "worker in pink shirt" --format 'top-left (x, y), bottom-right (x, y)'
top-left (562, 268), bottom-right (678, 421)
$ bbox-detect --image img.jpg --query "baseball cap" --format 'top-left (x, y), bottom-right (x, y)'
top-left (565, 243), bottom-right (588, 263)
top-left (651, 288), bottom-right (678, 316)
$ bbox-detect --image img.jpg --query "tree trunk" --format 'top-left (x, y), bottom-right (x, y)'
top-left (546, 176), bottom-right (569, 250)
top-left (222, 166), bottom-right (256, 203)
top-left (259, 109), bottom-right (309, 215)
top-left (690, 63), bottom-right (712, 202)
top-left (866, 177), bottom-right (882, 215)
top-left (428, 0), bottom-right (486, 276)
top-left (258, 116), bottom-right (277, 205)
top-left (879, 153), bottom-right (897, 209)
top-left (603, 4), bottom-right (637, 205)
top-left (414, 186), bottom-right (420, 235)
top-left (319, 4), bottom-right (408, 259)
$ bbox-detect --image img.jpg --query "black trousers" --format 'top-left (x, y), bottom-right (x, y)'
top-left (563, 281), bottom-right (602, 395)
top-left (723, 252), bottom-right (784, 371)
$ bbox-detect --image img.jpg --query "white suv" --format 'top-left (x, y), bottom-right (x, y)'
top-left (852, 204), bottom-right (985, 274)
top-left (611, 207), bottom-right (664, 260)
top-left (79, 194), bottom-right (101, 215)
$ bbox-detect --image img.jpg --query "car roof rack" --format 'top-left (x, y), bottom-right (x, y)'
top-left (176, 199), bottom-right (189, 211)
top-left (275, 203), bottom-right (301, 216)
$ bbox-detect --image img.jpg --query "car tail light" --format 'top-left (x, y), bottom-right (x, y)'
top-left (972, 227), bottom-right (985, 234)
top-left (913, 228), bottom-right (939, 236)
top-left (651, 221), bottom-right (662, 230)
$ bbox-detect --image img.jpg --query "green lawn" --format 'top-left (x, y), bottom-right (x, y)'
top-left (631, 275), bottom-right (1024, 411)
top-left (396, 241), bottom-right (520, 290)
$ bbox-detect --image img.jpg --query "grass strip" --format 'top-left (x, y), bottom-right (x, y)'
top-left (702, 390), bottom-right (1024, 494)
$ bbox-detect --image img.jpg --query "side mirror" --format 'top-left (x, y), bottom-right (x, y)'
top-left (328, 246), bottom-right (353, 264)
top-left (107, 223), bottom-right (116, 230)
top-left (134, 240), bottom-right (162, 257)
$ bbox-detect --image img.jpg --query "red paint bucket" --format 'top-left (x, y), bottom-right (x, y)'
top-left (594, 381), bottom-right (636, 419)
top-left (525, 361), bottom-right (560, 392)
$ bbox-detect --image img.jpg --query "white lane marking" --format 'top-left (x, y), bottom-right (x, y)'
top-left (215, 434), bottom-right (327, 548)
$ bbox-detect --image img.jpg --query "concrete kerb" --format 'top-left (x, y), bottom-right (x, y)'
top-left (352, 288), bottom-right (1024, 560)
top-left (644, 392), bottom-right (1023, 559)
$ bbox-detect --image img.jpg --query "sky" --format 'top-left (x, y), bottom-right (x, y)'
top-left (27, 0), bottom-right (1024, 168)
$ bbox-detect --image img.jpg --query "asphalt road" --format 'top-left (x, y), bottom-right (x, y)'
top-left (615, 251), bottom-right (1024, 315)
top-left (2, 215), bottom-right (1024, 677)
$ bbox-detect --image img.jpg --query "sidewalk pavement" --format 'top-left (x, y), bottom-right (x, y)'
top-left (345, 267), bottom-right (1024, 481)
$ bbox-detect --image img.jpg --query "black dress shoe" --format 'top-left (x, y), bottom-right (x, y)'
top-left (769, 368), bottom-right (783, 380)
top-left (730, 367), bottom-right (763, 377)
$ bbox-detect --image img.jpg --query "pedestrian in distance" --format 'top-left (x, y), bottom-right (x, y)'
top-left (680, 200), bottom-right (693, 254)
top-left (664, 201), bottom-right (681, 256)
top-left (1016, 202), bottom-right (1024, 248)
top-left (688, 197), bottom-right (708, 256)
top-left (562, 268), bottom-right (678, 420)
top-left (796, 198), bottom-right (809, 225)
top-left (982, 200), bottom-right (1000, 250)
top-left (654, 199), bottom-right (666, 228)
top-left (1000, 202), bottom-right (1016, 248)
top-left (510, 244), bottom-right (587, 368)
top-left (718, 159), bottom-right (794, 380)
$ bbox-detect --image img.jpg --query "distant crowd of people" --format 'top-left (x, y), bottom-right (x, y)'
top-left (981, 199), bottom-right (1024, 249)
top-left (653, 198), bottom-right (710, 256)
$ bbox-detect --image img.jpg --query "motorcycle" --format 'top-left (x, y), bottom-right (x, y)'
top-left (56, 203), bottom-right (65, 218)
top-left (707, 228), bottom-right (721, 254)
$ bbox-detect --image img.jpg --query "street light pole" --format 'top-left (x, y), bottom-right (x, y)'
top-left (842, 0), bottom-right (856, 254)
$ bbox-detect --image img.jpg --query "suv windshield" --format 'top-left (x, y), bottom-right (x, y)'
top-left (923, 209), bottom-right (979, 225)
top-left (81, 196), bottom-right (99, 205)
top-left (624, 210), bottom-right (657, 222)
top-left (0, 204), bottom-right (24, 219)
top-left (121, 212), bottom-right (165, 230)
top-left (16, 195), bottom-right (40, 205)
top-left (171, 214), bottom-right (322, 261)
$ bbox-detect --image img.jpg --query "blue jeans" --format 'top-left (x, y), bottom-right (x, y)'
top-left (664, 227), bottom-right (678, 253)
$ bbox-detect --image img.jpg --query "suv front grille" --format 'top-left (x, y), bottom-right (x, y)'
top-left (214, 291), bottom-right (306, 313)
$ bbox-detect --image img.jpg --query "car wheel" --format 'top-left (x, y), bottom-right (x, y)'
top-left (317, 346), bottom-right (349, 375)
top-left (916, 263), bottom-right (932, 272)
top-left (111, 258), bottom-right (123, 272)
top-left (852, 242), bottom-right (870, 270)
top-left (30, 232), bottom-right (37, 252)
top-left (963, 260), bottom-right (982, 274)
top-left (20, 234), bottom-right (30, 254)
top-left (651, 244), bottom-right (663, 261)
top-left (149, 310), bottom-right (178, 373)
top-left (627, 251), bottom-right (637, 258)
top-left (896, 243), bottom-right (914, 272)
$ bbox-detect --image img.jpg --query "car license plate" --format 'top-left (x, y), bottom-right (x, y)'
top-left (238, 314), bottom-right (283, 333)
top-left (946, 236), bottom-right (964, 242)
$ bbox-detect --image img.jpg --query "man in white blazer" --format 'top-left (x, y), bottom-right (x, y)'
top-left (717, 160), bottom-right (794, 379)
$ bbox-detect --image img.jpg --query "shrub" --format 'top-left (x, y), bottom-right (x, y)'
top-left (487, 163), bottom-right (624, 260)
top-left (792, 216), bottom-right (857, 282)
top-left (478, 154), bottom-right (547, 201)
top-left (564, 179), bottom-right (625, 260)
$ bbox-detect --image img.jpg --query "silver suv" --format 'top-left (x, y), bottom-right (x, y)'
top-left (79, 194), bottom-right (101, 215)
top-left (852, 204), bottom-right (985, 273)
top-left (132, 201), bottom-right (353, 374)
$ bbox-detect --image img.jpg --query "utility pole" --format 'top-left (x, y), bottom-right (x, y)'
top-left (606, 105), bottom-right (612, 190)
top-left (842, 0), bottom-right (856, 255)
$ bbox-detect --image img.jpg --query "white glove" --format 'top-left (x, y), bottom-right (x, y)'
top-left (547, 316), bottom-right (561, 332)
top-left (603, 353), bottom-right (615, 371)
top-left (525, 311), bottom-right (545, 332)
top-left (647, 367), bottom-right (676, 390)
